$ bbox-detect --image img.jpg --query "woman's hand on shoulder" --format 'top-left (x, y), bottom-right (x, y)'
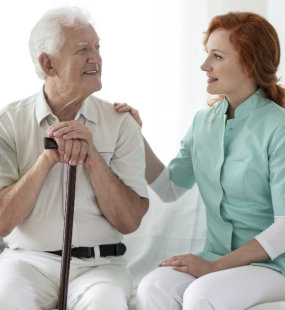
top-left (114, 103), bottom-right (143, 127)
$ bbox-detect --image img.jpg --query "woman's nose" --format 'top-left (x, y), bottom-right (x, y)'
top-left (200, 60), bottom-right (210, 71)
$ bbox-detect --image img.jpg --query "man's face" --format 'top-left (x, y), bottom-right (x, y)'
top-left (50, 24), bottom-right (102, 98)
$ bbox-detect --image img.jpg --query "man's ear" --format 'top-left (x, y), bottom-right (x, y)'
top-left (38, 53), bottom-right (56, 77)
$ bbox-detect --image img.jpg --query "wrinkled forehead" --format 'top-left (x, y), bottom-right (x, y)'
top-left (62, 24), bottom-right (100, 47)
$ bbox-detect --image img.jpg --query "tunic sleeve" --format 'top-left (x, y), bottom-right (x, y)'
top-left (254, 122), bottom-right (285, 259)
top-left (167, 117), bottom-right (196, 189)
top-left (268, 124), bottom-right (285, 216)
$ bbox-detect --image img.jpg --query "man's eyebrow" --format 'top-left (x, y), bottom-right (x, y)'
top-left (76, 40), bottom-right (100, 47)
top-left (77, 42), bottom-right (88, 46)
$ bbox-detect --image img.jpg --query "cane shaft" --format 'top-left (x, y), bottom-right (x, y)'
top-left (43, 138), bottom-right (77, 309)
top-left (58, 164), bottom-right (77, 310)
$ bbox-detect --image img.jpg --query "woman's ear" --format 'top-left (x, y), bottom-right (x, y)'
top-left (38, 53), bottom-right (56, 77)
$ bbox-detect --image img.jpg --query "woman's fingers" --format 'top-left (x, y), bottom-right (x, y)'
top-left (114, 102), bottom-right (132, 112)
top-left (114, 102), bottom-right (143, 127)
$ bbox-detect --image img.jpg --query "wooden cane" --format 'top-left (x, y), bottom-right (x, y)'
top-left (44, 138), bottom-right (77, 310)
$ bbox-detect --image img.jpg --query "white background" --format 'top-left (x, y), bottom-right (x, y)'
top-left (1, 2), bottom-right (285, 303)
top-left (0, 0), bottom-right (284, 163)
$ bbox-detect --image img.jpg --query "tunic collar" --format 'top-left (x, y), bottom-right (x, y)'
top-left (222, 88), bottom-right (266, 119)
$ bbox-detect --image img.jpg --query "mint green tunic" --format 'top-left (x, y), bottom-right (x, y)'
top-left (168, 89), bottom-right (285, 274)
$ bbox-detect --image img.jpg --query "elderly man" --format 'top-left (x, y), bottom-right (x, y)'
top-left (0, 7), bottom-right (148, 310)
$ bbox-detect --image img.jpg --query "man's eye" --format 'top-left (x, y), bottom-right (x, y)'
top-left (95, 45), bottom-right (100, 50)
top-left (77, 47), bottom-right (87, 53)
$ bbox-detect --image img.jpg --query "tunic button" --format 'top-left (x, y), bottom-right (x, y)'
top-left (229, 128), bottom-right (232, 131)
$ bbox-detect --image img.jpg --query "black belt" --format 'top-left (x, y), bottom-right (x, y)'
top-left (47, 243), bottom-right (126, 258)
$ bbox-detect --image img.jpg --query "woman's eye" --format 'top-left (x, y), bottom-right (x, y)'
top-left (214, 54), bottom-right (222, 60)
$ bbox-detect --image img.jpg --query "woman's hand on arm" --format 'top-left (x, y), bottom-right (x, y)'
top-left (113, 102), bottom-right (165, 184)
top-left (114, 103), bottom-right (143, 127)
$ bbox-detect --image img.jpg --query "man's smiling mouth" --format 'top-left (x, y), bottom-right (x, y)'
top-left (84, 70), bottom-right (98, 75)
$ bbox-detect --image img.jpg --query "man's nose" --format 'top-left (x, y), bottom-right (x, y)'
top-left (88, 49), bottom-right (102, 64)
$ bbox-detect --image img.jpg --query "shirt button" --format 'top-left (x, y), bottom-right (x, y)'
top-left (229, 128), bottom-right (232, 131)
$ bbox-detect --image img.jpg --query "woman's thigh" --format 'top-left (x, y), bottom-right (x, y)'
top-left (183, 265), bottom-right (285, 310)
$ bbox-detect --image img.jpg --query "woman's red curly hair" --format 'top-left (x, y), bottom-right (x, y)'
top-left (204, 12), bottom-right (285, 107)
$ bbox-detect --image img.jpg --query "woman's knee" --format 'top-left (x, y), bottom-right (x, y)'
top-left (137, 267), bottom-right (176, 298)
top-left (183, 275), bottom-right (224, 310)
top-left (137, 267), bottom-right (195, 310)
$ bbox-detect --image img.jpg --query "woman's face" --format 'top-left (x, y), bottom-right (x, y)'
top-left (200, 29), bottom-right (256, 104)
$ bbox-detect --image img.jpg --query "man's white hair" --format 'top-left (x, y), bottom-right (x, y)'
top-left (29, 7), bottom-right (93, 80)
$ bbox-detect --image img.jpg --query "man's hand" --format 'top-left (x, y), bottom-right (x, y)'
top-left (159, 254), bottom-right (218, 278)
top-left (46, 121), bottom-right (95, 166)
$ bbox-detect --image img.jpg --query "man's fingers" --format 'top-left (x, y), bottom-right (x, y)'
top-left (64, 140), bottom-right (73, 162)
top-left (54, 137), bottom-right (65, 154)
top-left (46, 122), bottom-right (70, 136)
top-left (77, 141), bottom-right (88, 164)
top-left (62, 129), bottom-right (87, 140)
top-left (69, 140), bottom-right (82, 166)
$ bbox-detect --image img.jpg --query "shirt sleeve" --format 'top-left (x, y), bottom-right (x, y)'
top-left (110, 114), bottom-right (148, 198)
top-left (255, 215), bottom-right (285, 260)
top-left (0, 115), bottom-right (19, 190)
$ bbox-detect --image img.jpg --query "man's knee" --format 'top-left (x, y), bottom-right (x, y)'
top-left (0, 260), bottom-right (57, 310)
top-left (70, 284), bottom-right (128, 310)
top-left (0, 277), bottom-right (37, 310)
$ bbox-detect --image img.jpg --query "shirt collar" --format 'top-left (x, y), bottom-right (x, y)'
top-left (223, 88), bottom-right (266, 119)
top-left (35, 87), bottom-right (55, 126)
top-left (75, 96), bottom-right (98, 124)
top-left (35, 87), bottom-right (98, 125)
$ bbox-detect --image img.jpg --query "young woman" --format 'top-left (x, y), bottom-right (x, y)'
top-left (115, 11), bottom-right (285, 309)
